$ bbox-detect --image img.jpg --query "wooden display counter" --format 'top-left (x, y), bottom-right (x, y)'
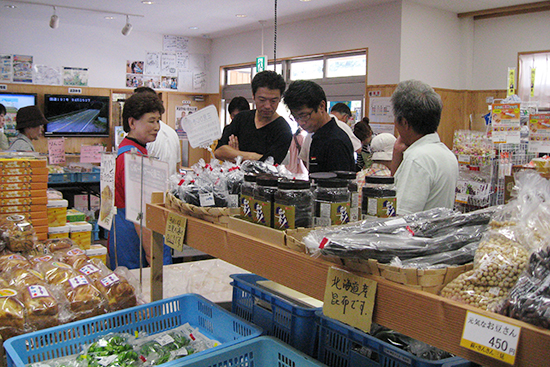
top-left (146, 202), bottom-right (550, 367)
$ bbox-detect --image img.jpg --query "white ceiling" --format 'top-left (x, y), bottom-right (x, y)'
top-left (0, 0), bottom-right (541, 38)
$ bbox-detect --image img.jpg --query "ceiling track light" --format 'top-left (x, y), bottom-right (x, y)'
top-left (121, 14), bottom-right (133, 36)
top-left (49, 6), bottom-right (59, 29)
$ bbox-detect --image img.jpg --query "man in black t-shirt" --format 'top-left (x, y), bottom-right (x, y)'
top-left (215, 71), bottom-right (292, 164)
top-left (283, 80), bottom-right (355, 173)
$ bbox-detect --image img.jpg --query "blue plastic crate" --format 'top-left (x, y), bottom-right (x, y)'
top-left (48, 172), bottom-right (76, 183)
top-left (174, 336), bottom-right (327, 367)
top-left (316, 311), bottom-right (472, 367)
top-left (230, 273), bottom-right (321, 358)
top-left (4, 293), bottom-right (262, 367)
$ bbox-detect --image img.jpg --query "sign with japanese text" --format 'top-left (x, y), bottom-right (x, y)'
top-left (491, 103), bottom-right (520, 144)
top-left (461, 310), bottom-right (521, 365)
top-left (98, 153), bottom-right (116, 230)
top-left (528, 114), bottom-right (550, 153)
top-left (323, 267), bottom-right (377, 333)
top-left (81, 145), bottom-right (104, 163)
top-left (180, 105), bottom-right (221, 148)
top-left (164, 212), bottom-right (187, 252)
top-left (48, 138), bottom-right (66, 165)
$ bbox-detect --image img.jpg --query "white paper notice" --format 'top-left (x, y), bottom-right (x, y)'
top-left (180, 105), bottom-right (221, 148)
top-left (161, 52), bottom-right (178, 77)
top-left (145, 52), bottom-right (161, 75)
top-left (124, 154), bottom-right (169, 225)
top-left (369, 97), bottom-right (394, 123)
top-left (98, 153), bottom-right (116, 230)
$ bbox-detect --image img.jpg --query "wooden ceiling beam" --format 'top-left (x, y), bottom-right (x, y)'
top-left (458, 1), bottom-right (550, 20)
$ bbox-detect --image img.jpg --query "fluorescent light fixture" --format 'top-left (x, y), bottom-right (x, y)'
top-left (121, 15), bottom-right (132, 36)
top-left (4, 5), bottom-right (16, 9)
top-left (189, 26), bottom-right (198, 30)
top-left (236, 14), bottom-right (247, 18)
top-left (141, 1), bottom-right (154, 4)
top-left (105, 16), bottom-right (115, 20)
top-left (49, 6), bottom-right (59, 29)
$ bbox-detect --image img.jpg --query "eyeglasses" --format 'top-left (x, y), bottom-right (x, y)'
top-left (291, 110), bottom-right (313, 123)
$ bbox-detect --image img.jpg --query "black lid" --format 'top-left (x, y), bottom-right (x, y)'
top-left (317, 178), bottom-right (349, 188)
top-left (333, 171), bottom-right (356, 180)
top-left (278, 179), bottom-right (310, 190)
top-left (309, 172), bottom-right (337, 182)
top-left (365, 175), bottom-right (395, 184)
top-left (362, 187), bottom-right (396, 196)
top-left (244, 174), bottom-right (257, 183)
top-left (256, 175), bottom-right (279, 187)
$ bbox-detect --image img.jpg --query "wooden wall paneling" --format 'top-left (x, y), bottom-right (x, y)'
top-left (437, 88), bottom-right (469, 148)
top-left (466, 89), bottom-right (507, 131)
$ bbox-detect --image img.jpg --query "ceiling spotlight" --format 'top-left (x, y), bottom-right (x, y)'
top-left (49, 6), bottom-right (59, 29)
top-left (189, 26), bottom-right (198, 30)
top-left (104, 16), bottom-right (115, 20)
top-left (4, 5), bottom-right (16, 9)
top-left (236, 14), bottom-right (247, 18)
top-left (121, 15), bottom-right (132, 36)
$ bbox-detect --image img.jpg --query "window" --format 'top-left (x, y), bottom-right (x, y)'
top-left (518, 51), bottom-right (550, 109)
top-left (226, 67), bottom-right (252, 85)
top-left (326, 54), bottom-right (366, 78)
top-left (290, 59), bottom-right (323, 80)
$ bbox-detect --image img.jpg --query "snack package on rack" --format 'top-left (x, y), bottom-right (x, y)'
top-left (0, 286), bottom-right (27, 340)
top-left (440, 171), bottom-right (549, 311)
top-left (0, 214), bottom-right (37, 252)
top-left (302, 207), bottom-right (495, 263)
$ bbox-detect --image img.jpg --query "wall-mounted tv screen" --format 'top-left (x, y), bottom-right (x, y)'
top-left (44, 94), bottom-right (110, 137)
top-left (0, 92), bottom-right (37, 137)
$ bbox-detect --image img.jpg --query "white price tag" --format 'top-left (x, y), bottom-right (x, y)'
top-left (461, 311), bottom-right (521, 365)
top-left (154, 334), bottom-right (175, 346)
top-left (100, 274), bottom-right (120, 287)
top-left (199, 193), bottom-right (215, 207)
top-left (455, 193), bottom-right (469, 204)
top-left (79, 264), bottom-right (100, 275)
top-left (227, 194), bottom-right (239, 208)
top-left (28, 285), bottom-right (50, 298)
top-left (175, 348), bottom-right (188, 356)
top-left (458, 154), bottom-right (471, 164)
top-left (68, 275), bottom-right (89, 289)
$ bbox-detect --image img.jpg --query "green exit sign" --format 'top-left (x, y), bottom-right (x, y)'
top-left (256, 55), bottom-right (267, 72)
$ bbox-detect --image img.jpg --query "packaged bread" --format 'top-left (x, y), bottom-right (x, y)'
top-left (0, 253), bottom-right (31, 272)
top-left (94, 272), bottom-right (137, 312)
top-left (54, 246), bottom-right (90, 269)
top-left (0, 288), bottom-right (26, 340)
top-left (44, 238), bottom-right (76, 253)
top-left (75, 258), bottom-right (106, 282)
top-left (21, 283), bottom-right (59, 331)
top-left (1, 214), bottom-right (36, 252)
top-left (63, 274), bottom-right (107, 320)
top-left (40, 261), bottom-right (79, 286)
top-left (10, 268), bottom-right (46, 288)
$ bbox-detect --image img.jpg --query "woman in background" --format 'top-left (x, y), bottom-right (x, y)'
top-left (0, 104), bottom-right (9, 150)
top-left (8, 106), bottom-right (48, 152)
top-left (353, 117), bottom-right (374, 171)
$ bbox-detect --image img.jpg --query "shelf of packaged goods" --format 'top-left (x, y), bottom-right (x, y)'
top-left (146, 201), bottom-right (550, 367)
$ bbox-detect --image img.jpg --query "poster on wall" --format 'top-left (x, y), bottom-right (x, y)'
top-left (145, 52), bottom-right (160, 75)
top-left (33, 65), bottom-right (62, 85)
top-left (528, 114), bottom-right (550, 153)
top-left (163, 35), bottom-right (189, 53)
top-left (491, 103), bottom-right (520, 144)
top-left (368, 97), bottom-right (394, 123)
top-left (126, 60), bottom-right (144, 74)
top-left (0, 54), bottom-right (12, 82)
top-left (126, 74), bottom-right (143, 88)
top-left (161, 52), bottom-right (178, 77)
top-left (13, 54), bottom-right (33, 83)
top-left (63, 66), bottom-right (88, 86)
top-left (175, 104), bottom-right (197, 138)
top-left (142, 75), bottom-right (160, 89)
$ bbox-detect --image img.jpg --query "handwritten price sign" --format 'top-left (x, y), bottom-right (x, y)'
top-left (48, 138), bottom-right (66, 165)
top-left (81, 145), bottom-right (104, 163)
top-left (323, 267), bottom-right (377, 333)
top-left (164, 212), bottom-right (187, 252)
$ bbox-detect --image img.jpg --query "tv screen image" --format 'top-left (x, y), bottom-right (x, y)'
top-left (0, 93), bottom-right (37, 137)
top-left (44, 94), bottom-right (110, 137)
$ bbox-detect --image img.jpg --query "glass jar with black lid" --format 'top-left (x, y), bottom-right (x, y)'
top-left (240, 174), bottom-right (257, 222)
top-left (314, 178), bottom-right (351, 227)
top-left (333, 170), bottom-right (359, 222)
top-left (253, 175), bottom-right (279, 227)
top-left (362, 176), bottom-right (397, 218)
top-left (274, 179), bottom-right (313, 229)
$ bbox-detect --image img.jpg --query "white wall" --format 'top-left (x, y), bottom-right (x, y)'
top-left (399, 1), bottom-right (464, 89)
top-left (471, 10), bottom-right (550, 90)
top-left (209, 1), bottom-right (402, 93)
top-left (0, 17), bottom-right (211, 90)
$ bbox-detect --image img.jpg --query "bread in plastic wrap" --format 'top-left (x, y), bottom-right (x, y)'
top-left (21, 282), bottom-right (59, 331)
top-left (54, 246), bottom-right (89, 269)
top-left (94, 271), bottom-right (137, 312)
top-left (0, 287), bottom-right (26, 340)
top-left (0, 253), bottom-right (32, 272)
top-left (0, 214), bottom-right (36, 252)
top-left (44, 237), bottom-right (76, 253)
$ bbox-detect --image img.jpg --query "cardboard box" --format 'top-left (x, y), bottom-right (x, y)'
top-left (0, 174), bottom-right (48, 183)
top-left (0, 167), bottom-right (48, 176)
top-left (86, 244), bottom-right (107, 265)
top-left (30, 217), bottom-right (48, 227)
top-left (0, 158), bottom-right (47, 168)
top-left (67, 208), bottom-right (87, 222)
top-left (0, 204), bottom-right (47, 214)
top-left (0, 196), bottom-right (47, 206)
top-left (47, 199), bottom-right (68, 227)
top-left (227, 216), bottom-right (285, 247)
top-left (0, 182), bottom-right (48, 191)
top-left (48, 225), bottom-right (70, 239)
top-left (68, 221), bottom-right (92, 250)
top-left (0, 189), bottom-right (47, 199)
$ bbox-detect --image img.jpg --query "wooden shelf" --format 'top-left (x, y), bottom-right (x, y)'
top-left (146, 202), bottom-right (550, 367)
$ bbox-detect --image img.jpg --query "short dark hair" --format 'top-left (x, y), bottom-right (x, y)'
top-left (283, 80), bottom-right (326, 112)
top-left (251, 70), bottom-right (286, 97)
top-left (391, 79), bottom-right (442, 135)
top-left (134, 86), bottom-right (157, 95)
top-left (0, 103), bottom-right (6, 115)
top-left (228, 96), bottom-right (250, 115)
top-left (330, 102), bottom-right (351, 117)
top-left (353, 117), bottom-right (373, 142)
top-left (122, 93), bottom-right (165, 133)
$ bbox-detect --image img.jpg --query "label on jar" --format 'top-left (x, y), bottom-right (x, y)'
top-left (273, 204), bottom-right (295, 230)
top-left (350, 191), bottom-right (359, 209)
top-left (318, 202), bottom-right (350, 225)
top-left (227, 194), bottom-right (239, 208)
top-left (240, 194), bottom-right (255, 221)
top-left (368, 197), bottom-right (397, 217)
top-left (253, 199), bottom-right (272, 227)
top-left (28, 285), bottom-right (50, 298)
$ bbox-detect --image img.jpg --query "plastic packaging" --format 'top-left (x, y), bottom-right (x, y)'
top-left (0, 214), bottom-right (36, 252)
